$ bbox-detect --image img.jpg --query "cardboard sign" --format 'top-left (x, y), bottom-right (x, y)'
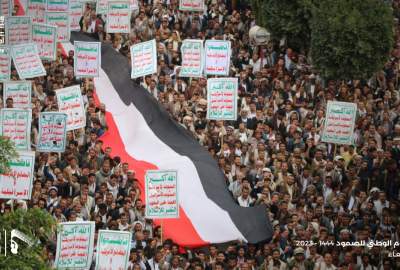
top-left (0, 151), bottom-right (35, 200)
top-left (3, 81), bottom-right (32, 108)
top-left (95, 230), bottom-right (131, 270)
top-left (37, 112), bottom-right (67, 152)
top-left (27, 0), bottom-right (46, 23)
top-left (74, 41), bottom-right (101, 77)
top-left (180, 39), bottom-right (203, 77)
top-left (5, 16), bottom-right (31, 45)
top-left (106, 2), bottom-right (130, 34)
top-left (45, 11), bottom-right (70, 42)
top-left (145, 170), bottom-right (179, 219)
top-left (56, 85), bottom-right (86, 131)
top-left (32, 23), bottom-right (57, 60)
top-left (55, 222), bottom-right (95, 269)
top-left (11, 43), bottom-right (46, 79)
top-left (69, 0), bottom-right (83, 31)
top-left (0, 108), bottom-right (32, 150)
top-left (0, 0), bottom-right (13, 16)
top-left (206, 78), bottom-right (238, 121)
top-left (179, 0), bottom-right (204, 11)
top-left (322, 101), bottom-right (357, 145)
top-left (129, 0), bottom-right (138, 10)
top-left (96, 0), bottom-right (107, 14)
top-left (0, 46), bottom-right (11, 81)
top-left (204, 40), bottom-right (231, 76)
top-left (130, 39), bottom-right (157, 79)
top-left (47, 0), bottom-right (69, 12)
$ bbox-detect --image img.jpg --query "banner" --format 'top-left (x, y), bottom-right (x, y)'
top-left (145, 170), bottom-right (179, 219)
top-left (0, 0), bottom-right (13, 16)
top-left (47, 0), bottom-right (69, 12)
top-left (55, 221), bottom-right (95, 269)
top-left (95, 230), bottom-right (131, 270)
top-left (32, 23), bottom-right (57, 60)
top-left (0, 46), bottom-right (11, 81)
top-left (27, 0), bottom-right (46, 23)
top-left (180, 39), bottom-right (203, 77)
top-left (5, 16), bottom-right (31, 45)
top-left (3, 81), bottom-right (32, 108)
top-left (204, 40), bottom-right (231, 76)
top-left (106, 2), bottom-right (130, 34)
top-left (130, 39), bottom-right (157, 79)
top-left (0, 108), bottom-right (32, 150)
top-left (206, 78), bottom-right (238, 121)
top-left (37, 112), bottom-right (67, 152)
top-left (74, 41), bottom-right (101, 77)
top-left (179, 0), bottom-right (204, 11)
top-left (11, 43), bottom-right (46, 79)
top-left (322, 101), bottom-right (357, 145)
top-left (45, 11), bottom-right (70, 42)
top-left (69, 0), bottom-right (83, 31)
top-left (56, 85), bottom-right (86, 131)
top-left (0, 151), bottom-right (35, 200)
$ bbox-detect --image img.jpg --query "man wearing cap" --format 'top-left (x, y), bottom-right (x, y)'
top-left (47, 186), bottom-right (60, 213)
top-left (332, 155), bottom-right (346, 185)
top-left (373, 191), bottom-right (389, 218)
top-left (287, 247), bottom-right (314, 270)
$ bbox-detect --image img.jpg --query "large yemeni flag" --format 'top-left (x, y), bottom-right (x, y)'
top-left (63, 32), bottom-right (272, 246)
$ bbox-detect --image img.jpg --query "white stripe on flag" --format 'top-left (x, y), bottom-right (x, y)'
top-left (62, 42), bottom-right (246, 243)
top-left (94, 68), bottom-right (246, 243)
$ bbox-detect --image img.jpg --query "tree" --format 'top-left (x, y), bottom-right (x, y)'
top-left (0, 208), bottom-right (55, 269)
top-left (251, 0), bottom-right (394, 80)
top-left (0, 136), bottom-right (18, 174)
top-left (310, 0), bottom-right (394, 80)
top-left (250, 0), bottom-right (313, 52)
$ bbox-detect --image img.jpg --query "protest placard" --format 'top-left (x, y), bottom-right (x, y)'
top-left (0, 46), bottom-right (11, 81)
top-left (45, 11), bottom-right (70, 42)
top-left (95, 230), bottom-right (131, 270)
top-left (5, 16), bottom-right (31, 45)
top-left (56, 85), bottom-right (86, 131)
top-left (106, 2), bottom-right (131, 34)
top-left (27, 0), bottom-right (46, 23)
top-left (204, 40), bottom-right (231, 76)
top-left (11, 43), bottom-right (46, 79)
top-left (3, 81), bottom-right (32, 108)
top-left (69, 0), bottom-right (83, 31)
top-left (180, 39), bottom-right (203, 77)
top-left (74, 41), bottom-right (101, 77)
top-left (0, 0), bottom-right (13, 16)
top-left (0, 151), bottom-right (35, 200)
top-left (321, 101), bottom-right (357, 145)
top-left (37, 112), bottom-right (67, 152)
top-left (0, 108), bottom-right (32, 150)
top-left (96, 0), bottom-right (107, 14)
top-left (145, 170), bottom-right (179, 218)
top-left (55, 222), bottom-right (95, 269)
top-left (179, 0), bottom-right (204, 11)
top-left (130, 39), bottom-right (157, 79)
top-left (32, 23), bottom-right (57, 60)
top-left (129, 0), bottom-right (138, 10)
top-left (47, 0), bottom-right (69, 12)
top-left (206, 78), bottom-right (238, 121)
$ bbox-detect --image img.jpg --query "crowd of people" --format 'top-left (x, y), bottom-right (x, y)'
top-left (2, 0), bottom-right (400, 269)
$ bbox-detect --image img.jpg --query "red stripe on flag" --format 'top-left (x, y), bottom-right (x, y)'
top-left (59, 43), bottom-right (208, 247)
top-left (14, 0), bottom-right (25, 15)
top-left (94, 92), bottom-right (208, 247)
